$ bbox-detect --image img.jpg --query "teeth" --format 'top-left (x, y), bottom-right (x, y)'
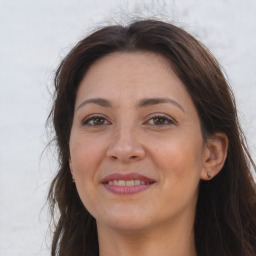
top-left (118, 180), bottom-right (126, 186)
top-left (107, 180), bottom-right (150, 186)
top-left (126, 180), bottom-right (134, 186)
top-left (134, 180), bottom-right (140, 185)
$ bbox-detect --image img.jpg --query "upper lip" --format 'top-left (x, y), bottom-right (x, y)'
top-left (101, 172), bottom-right (155, 183)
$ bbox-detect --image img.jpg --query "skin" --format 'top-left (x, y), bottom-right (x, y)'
top-left (69, 52), bottom-right (228, 256)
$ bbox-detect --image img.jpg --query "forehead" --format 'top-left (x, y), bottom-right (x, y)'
top-left (75, 51), bottom-right (193, 109)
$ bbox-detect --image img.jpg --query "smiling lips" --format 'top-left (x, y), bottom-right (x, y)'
top-left (101, 173), bottom-right (155, 194)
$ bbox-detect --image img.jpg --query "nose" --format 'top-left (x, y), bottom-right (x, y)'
top-left (106, 126), bottom-right (146, 162)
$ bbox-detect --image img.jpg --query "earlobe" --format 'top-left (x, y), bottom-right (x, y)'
top-left (69, 159), bottom-right (76, 183)
top-left (69, 158), bottom-right (73, 176)
top-left (201, 133), bottom-right (228, 180)
top-left (69, 159), bottom-right (73, 174)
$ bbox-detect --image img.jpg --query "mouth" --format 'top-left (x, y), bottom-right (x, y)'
top-left (101, 173), bottom-right (155, 194)
top-left (104, 180), bottom-right (153, 186)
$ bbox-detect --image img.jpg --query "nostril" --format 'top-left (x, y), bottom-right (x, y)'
top-left (106, 143), bottom-right (146, 162)
top-left (111, 156), bottom-right (118, 160)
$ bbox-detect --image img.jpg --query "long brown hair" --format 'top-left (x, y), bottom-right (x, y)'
top-left (47, 19), bottom-right (256, 256)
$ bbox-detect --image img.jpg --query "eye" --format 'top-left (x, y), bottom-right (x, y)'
top-left (146, 114), bottom-right (176, 126)
top-left (82, 116), bottom-right (110, 127)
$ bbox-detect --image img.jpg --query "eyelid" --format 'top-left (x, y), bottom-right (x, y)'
top-left (81, 114), bottom-right (111, 126)
top-left (144, 113), bottom-right (177, 126)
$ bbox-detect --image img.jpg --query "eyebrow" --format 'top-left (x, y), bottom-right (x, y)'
top-left (76, 98), bottom-right (112, 111)
top-left (137, 97), bottom-right (184, 112)
top-left (76, 97), bottom-right (184, 112)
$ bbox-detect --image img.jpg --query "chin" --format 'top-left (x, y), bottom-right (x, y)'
top-left (96, 208), bottom-right (154, 232)
top-left (101, 219), bottom-right (151, 233)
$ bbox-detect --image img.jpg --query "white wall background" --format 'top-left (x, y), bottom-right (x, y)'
top-left (0, 0), bottom-right (255, 255)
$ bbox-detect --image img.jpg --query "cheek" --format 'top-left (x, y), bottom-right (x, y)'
top-left (69, 133), bottom-right (106, 187)
top-left (151, 138), bottom-right (203, 212)
top-left (69, 135), bottom-right (104, 213)
top-left (148, 134), bottom-right (204, 187)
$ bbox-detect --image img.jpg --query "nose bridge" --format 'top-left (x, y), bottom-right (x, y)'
top-left (115, 123), bottom-right (136, 147)
top-left (106, 120), bottom-right (145, 161)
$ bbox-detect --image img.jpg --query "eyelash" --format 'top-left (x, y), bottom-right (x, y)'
top-left (82, 115), bottom-right (110, 127)
top-left (144, 114), bottom-right (176, 126)
top-left (81, 114), bottom-right (176, 127)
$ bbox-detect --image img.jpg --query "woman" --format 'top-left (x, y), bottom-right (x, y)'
top-left (48, 19), bottom-right (256, 256)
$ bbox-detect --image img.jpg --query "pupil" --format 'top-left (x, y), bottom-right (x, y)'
top-left (94, 118), bottom-right (104, 125)
top-left (154, 117), bottom-right (165, 125)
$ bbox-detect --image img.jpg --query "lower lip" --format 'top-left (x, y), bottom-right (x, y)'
top-left (103, 184), bottom-right (153, 194)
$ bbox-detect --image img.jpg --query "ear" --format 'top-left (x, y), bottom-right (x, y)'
top-left (200, 133), bottom-right (228, 180)
top-left (69, 158), bottom-right (74, 175)
top-left (69, 159), bottom-right (76, 183)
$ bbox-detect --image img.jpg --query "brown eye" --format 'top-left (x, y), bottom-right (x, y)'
top-left (82, 116), bottom-right (110, 127)
top-left (153, 117), bottom-right (168, 125)
top-left (92, 117), bottom-right (105, 125)
top-left (147, 115), bottom-right (174, 126)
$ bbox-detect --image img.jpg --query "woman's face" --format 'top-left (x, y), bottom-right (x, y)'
top-left (69, 52), bottom-right (209, 232)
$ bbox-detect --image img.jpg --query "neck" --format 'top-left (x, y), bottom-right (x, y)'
top-left (97, 214), bottom-right (197, 256)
